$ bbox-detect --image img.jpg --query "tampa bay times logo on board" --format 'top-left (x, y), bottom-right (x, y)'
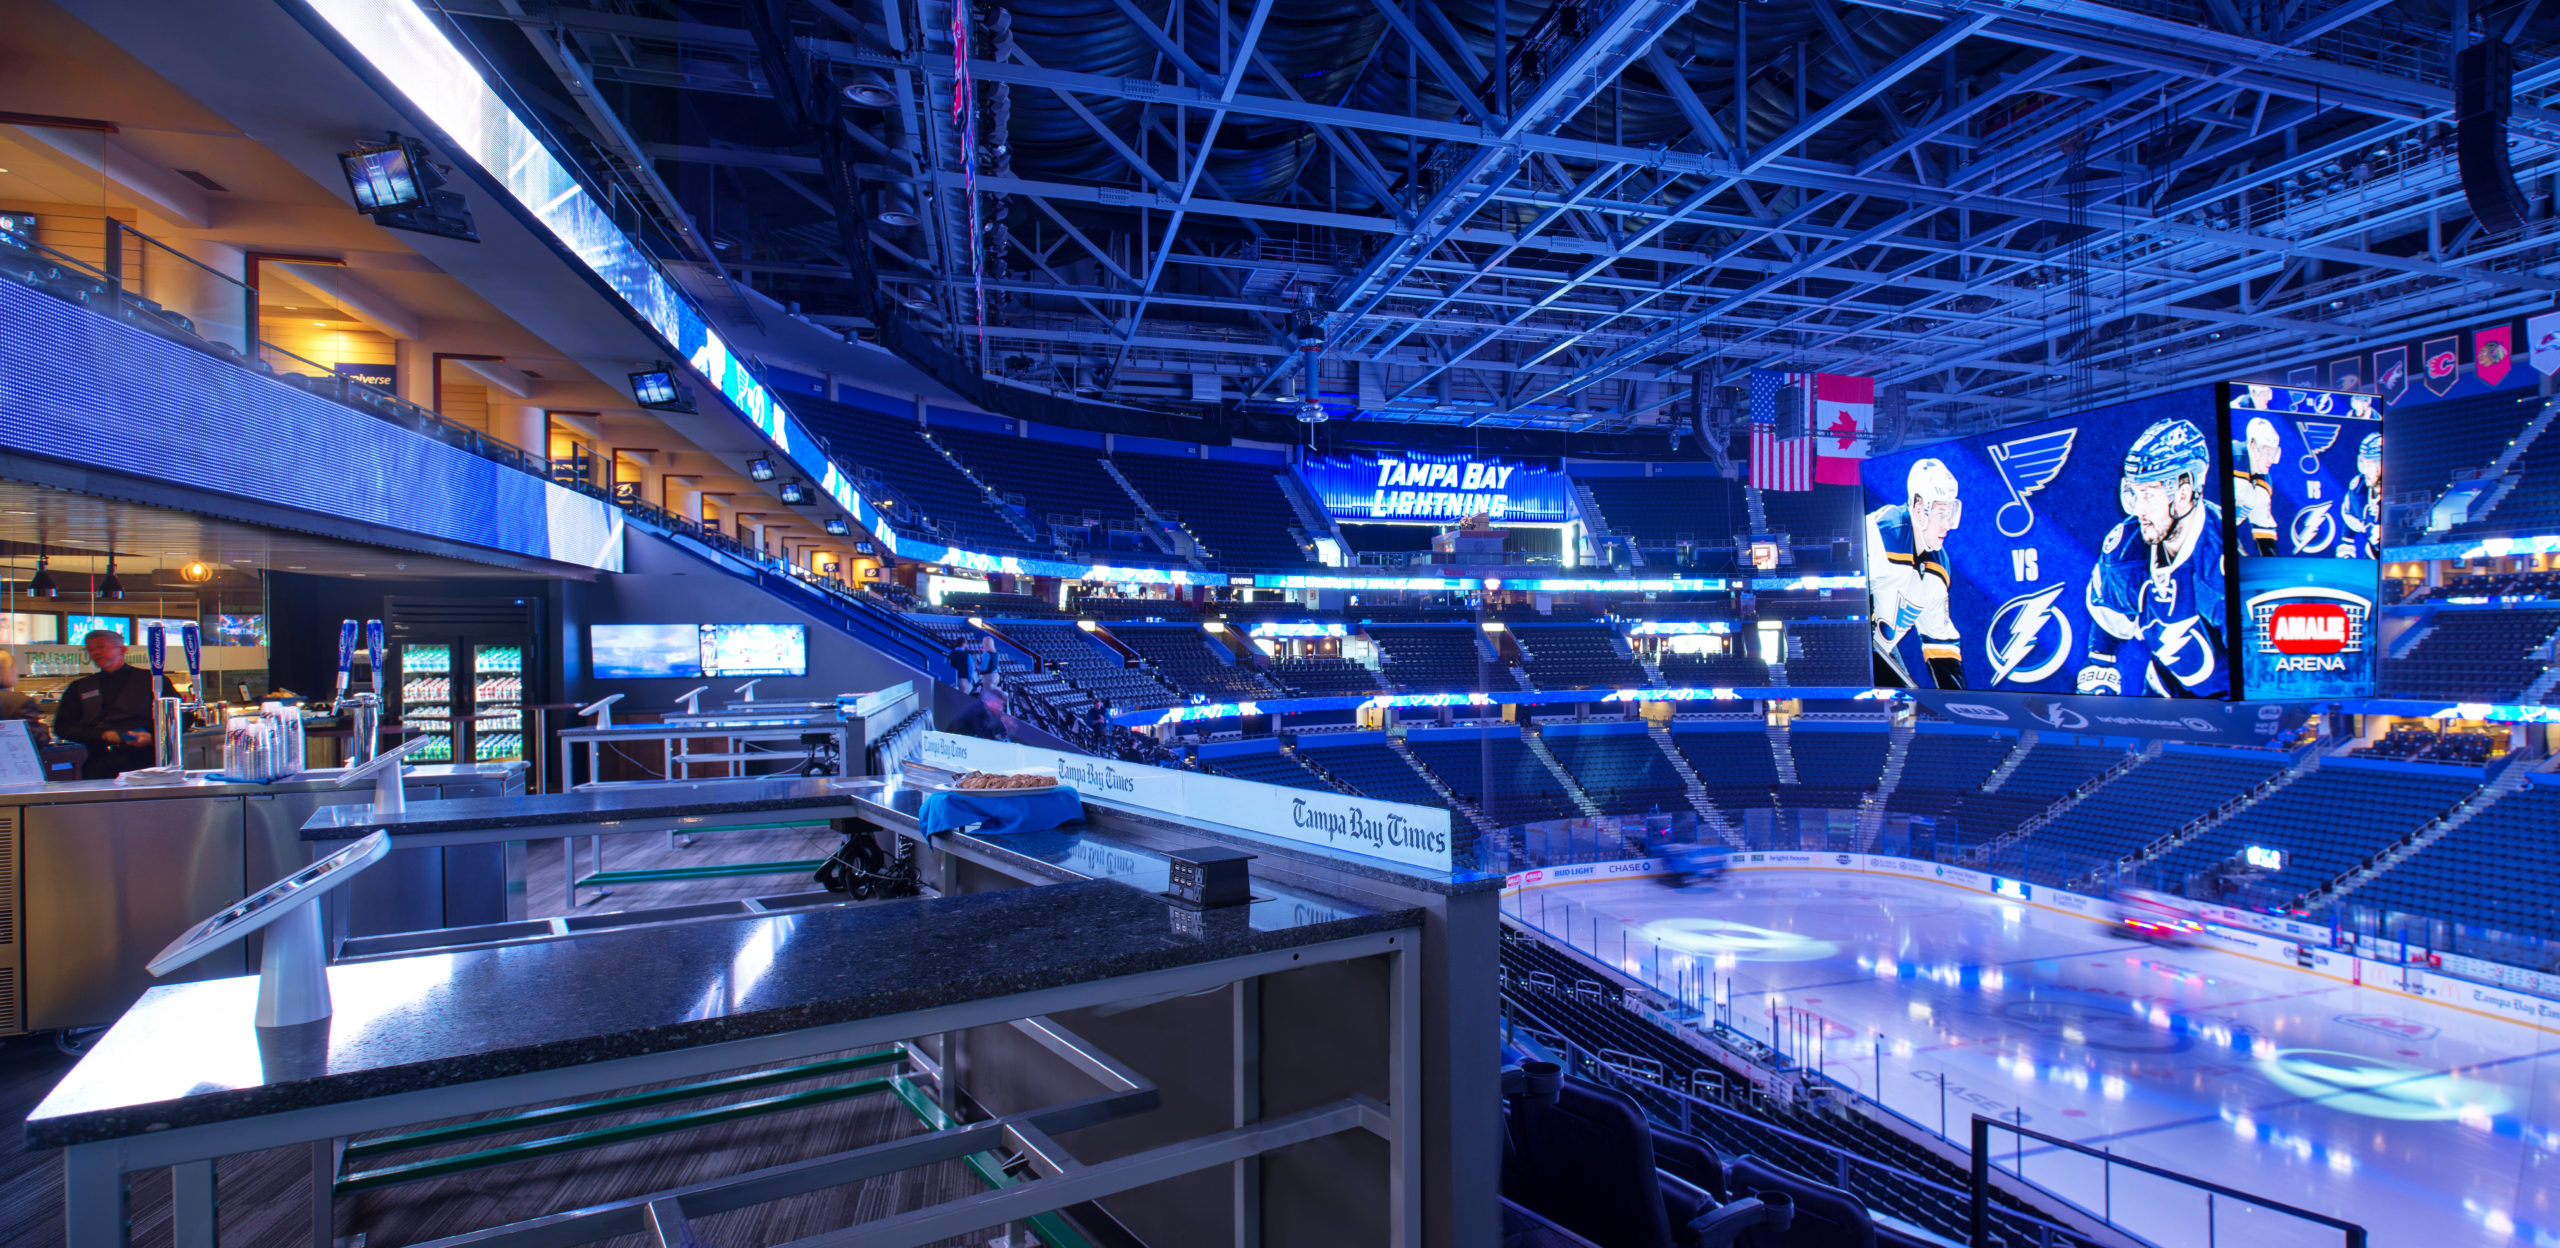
top-left (1290, 796), bottom-right (1448, 856)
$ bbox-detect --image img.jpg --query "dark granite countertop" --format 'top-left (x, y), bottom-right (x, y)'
top-left (301, 776), bottom-right (879, 840)
top-left (26, 880), bottom-right (1418, 1149)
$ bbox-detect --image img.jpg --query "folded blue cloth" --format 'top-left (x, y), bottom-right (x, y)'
top-left (917, 786), bottom-right (1084, 837)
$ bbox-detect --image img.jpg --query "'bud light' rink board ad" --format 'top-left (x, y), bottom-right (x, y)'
top-left (1859, 381), bottom-right (2382, 702)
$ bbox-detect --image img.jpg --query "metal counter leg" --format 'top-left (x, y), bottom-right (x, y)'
top-left (172, 1159), bottom-right (216, 1248)
top-left (310, 1140), bottom-right (338, 1248)
top-left (62, 1141), bottom-right (130, 1248)
top-left (1389, 937), bottom-right (1422, 1248)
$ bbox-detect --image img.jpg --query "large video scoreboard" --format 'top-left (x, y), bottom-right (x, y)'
top-left (1860, 382), bottom-right (2381, 703)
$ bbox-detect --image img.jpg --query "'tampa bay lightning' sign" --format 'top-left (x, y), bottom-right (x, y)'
top-left (1298, 454), bottom-right (1572, 523)
top-left (922, 732), bottom-right (1454, 871)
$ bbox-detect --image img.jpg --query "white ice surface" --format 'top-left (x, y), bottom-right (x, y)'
top-left (1509, 869), bottom-right (2560, 1248)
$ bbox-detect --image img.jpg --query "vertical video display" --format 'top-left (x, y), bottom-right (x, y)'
top-left (2228, 384), bottom-right (2382, 699)
top-left (1862, 386), bottom-right (2230, 698)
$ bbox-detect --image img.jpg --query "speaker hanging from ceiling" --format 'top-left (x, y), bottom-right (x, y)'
top-left (2456, 38), bottom-right (2531, 234)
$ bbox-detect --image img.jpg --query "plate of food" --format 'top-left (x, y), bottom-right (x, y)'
top-left (920, 769), bottom-right (1063, 795)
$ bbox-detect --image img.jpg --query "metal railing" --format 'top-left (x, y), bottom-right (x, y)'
top-left (1969, 1115), bottom-right (2366, 1248)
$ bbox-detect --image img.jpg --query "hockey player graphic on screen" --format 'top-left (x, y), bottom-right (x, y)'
top-left (2232, 417), bottom-right (2281, 555)
top-left (2340, 431), bottom-right (2382, 559)
top-left (1868, 459), bottom-right (1966, 688)
top-left (2080, 419), bottom-right (2228, 698)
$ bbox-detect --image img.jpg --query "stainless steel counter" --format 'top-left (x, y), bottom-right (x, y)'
top-left (0, 763), bottom-right (526, 1035)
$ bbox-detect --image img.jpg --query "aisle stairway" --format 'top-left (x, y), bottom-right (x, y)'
top-left (1650, 723), bottom-right (1741, 843)
top-left (2302, 754), bottom-right (2537, 908)
top-left (1982, 746), bottom-right (2152, 860)
top-left (1526, 730), bottom-right (1605, 817)
top-left (1765, 723), bottom-right (1798, 784)
top-left (1388, 737), bottom-right (1503, 844)
top-left (1854, 718), bottom-right (1918, 850)
top-left (2103, 749), bottom-right (2321, 881)
top-left (1980, 733), bottom-right (2039, 793)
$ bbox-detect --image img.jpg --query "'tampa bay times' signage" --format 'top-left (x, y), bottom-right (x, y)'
top-left (1298, 454), bottom-right (1572, 523)
top-left (921, 732), bottom-right (1454, 872)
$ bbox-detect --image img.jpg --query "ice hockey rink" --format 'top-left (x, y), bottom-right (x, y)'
top-left (1506, 867), bottom-right (2560, 1248)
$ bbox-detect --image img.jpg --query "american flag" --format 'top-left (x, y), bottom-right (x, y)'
top-left (1749, 369), bottom-right (1816, 491)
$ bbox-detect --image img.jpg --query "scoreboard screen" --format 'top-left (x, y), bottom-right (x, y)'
top-left (1859, 382), bottom-right (2379, 702)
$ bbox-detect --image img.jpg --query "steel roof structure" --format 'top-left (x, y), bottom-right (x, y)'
top-left (439, 0), bottom-right (2560, 444)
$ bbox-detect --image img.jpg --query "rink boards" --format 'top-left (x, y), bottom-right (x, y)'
top-left (1504, 850), bottom-right (2560, 1036)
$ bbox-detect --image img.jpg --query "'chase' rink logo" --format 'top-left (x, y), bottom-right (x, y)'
top-left (1989, 585), bottom-right (2073, 685)
top-left (1989, 428), bottom-right (2077, 537)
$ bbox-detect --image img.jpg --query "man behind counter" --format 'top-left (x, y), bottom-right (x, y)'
top-left (54, 629), bottom-right (170, 779)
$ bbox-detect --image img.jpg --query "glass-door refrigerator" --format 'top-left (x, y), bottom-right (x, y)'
top-left (389, 598), bottom-right (541, 768)
top-left (472, 644), bottom-right (524, 762)
top-left (398, 643), bottom-right (455, 763)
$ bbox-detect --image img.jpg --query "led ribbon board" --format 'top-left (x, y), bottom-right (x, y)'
top-left (296, 0), bottom-right (1216, 588)
top-left (1299, 455), bottom-right (1573, 523)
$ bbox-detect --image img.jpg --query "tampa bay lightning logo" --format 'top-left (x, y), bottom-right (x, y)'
top-left (2152, 617), bottom-right (2219, 691)
top-left (2296, 422), bottom-right (2341, 477)
top-left (2291, 500), bottom-right (2337, 554)
top-left (1989, 429), bottom-right (2077, 538)
top-left (1989, 585), bottom-right (2073, 686)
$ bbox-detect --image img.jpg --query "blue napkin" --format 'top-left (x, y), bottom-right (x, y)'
top-left (917, 786), bottom-right (1084, 837)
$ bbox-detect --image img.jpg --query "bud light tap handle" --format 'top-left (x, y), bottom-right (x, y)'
top-left (335, 619), bottom-right (358, 701)
top-left (366, 620), bottom-right (386, 698)
top-left (147, 623), bottom-right (166, 681)
top-left (182, 622), bottom-right (202, 684)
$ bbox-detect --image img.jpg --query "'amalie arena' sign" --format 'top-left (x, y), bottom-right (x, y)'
top-left (1299, 454), bottom-right (1573, 523)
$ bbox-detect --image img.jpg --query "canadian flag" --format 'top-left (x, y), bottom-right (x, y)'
top-left (1811, 374), bottom-right (1875, 486)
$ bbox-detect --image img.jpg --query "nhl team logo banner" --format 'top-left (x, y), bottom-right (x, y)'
top-left (2422, 336), bottom-right (2461, 396)
top-left (2372, 345), bottom-right (2409, 405)
top-left (2327, 357), bottom-right (2363, 391)
top-left (2530, 310), bottom-right (2560, 378)
top-left (2477, 324), bottom-right (2515, 387)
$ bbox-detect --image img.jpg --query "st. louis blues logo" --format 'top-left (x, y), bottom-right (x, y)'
top-left (2296, 422), bottom-right (2341, 477)
top-left (1989, 428), bottom-right (2077, 538)
top-left (2291, 499), bottom-right (2337, 554)
top-left (1989, 584), bottom-right (2073, 686)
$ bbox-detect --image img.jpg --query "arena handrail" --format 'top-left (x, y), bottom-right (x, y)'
top-left (1967, 1115), bottom-right (2366, 1248)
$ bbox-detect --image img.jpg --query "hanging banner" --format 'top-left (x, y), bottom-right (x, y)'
top-left (2372, 345), bottom-right (2409, 405)
top-left (1297, 453), bottom-right (1573, 523)
top-left (2530, 310), bottom-right (2560, 378)
top-left (2327, 357), bottom-right (2362, 391)
top-left (2421, 336), bottom-right (2462, 396)
top-left (2477, 324), bottom-right (2515, 387)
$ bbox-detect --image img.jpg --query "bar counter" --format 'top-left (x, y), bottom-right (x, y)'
top-left (0, 763), bottom-right (524, 1035)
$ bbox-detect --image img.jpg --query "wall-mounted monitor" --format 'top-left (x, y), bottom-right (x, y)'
top-left (0, 212), bottom-right (37, 244)
top-left (700, 623), bottom-right (807, 676)
top-left (338, 140), bottom-right (426, 212)
top-left (629, 366), bottom-right (694, 412)
top-left (65, 614), bottom-right (132, 643)
top-left (213, 614), bottom-right (267, 646)
top-left (133, 617), bottom-right (198, 643)
top-left (589, 623), bottom-right (704, 679)
top-left (2, 613), bottom-right (57, 645)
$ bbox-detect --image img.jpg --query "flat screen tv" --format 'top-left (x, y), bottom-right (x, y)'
top-left (65, 614), bottom-right (132, 644)
top-left (589, 623), bottom-right (704, 679)
top-left (700, 623), bottom-right (807, 677)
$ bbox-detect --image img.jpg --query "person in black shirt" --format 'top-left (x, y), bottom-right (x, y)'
top-left (54, 630), bottom-right (168, 779)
